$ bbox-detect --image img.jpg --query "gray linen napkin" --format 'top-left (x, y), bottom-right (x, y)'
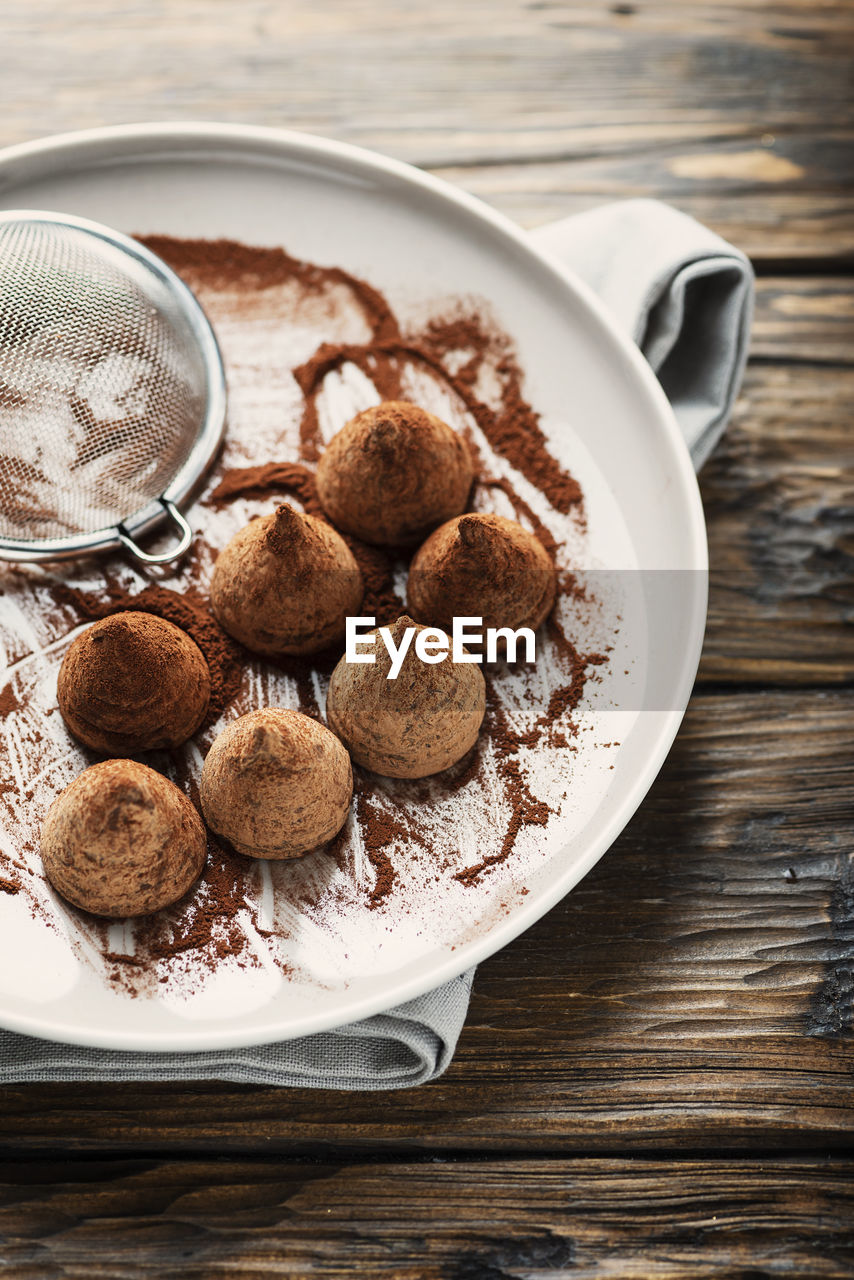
top-left (531, 198), bottom-right (754, 468)
top-left (0, 198), bottom-right (752, 1088)
top-left (0, 971), bottom-right (475, 1088)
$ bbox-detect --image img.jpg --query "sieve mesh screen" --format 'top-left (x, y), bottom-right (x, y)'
top-left (0, 216), bottom-right (210, 544)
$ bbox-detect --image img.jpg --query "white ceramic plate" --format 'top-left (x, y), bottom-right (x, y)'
top-left (0, 124), bottom-right (706, 1049)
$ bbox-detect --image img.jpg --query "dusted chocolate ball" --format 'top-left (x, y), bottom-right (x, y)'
top-left (407, 513), bottom-right (557, 636)
top-left (200, 708), bottom-right (353, 860)
top-left (326, 615), bottom-right (486, 779)
top-left (40, 759), bottom-right (206, 918)
top-left (210, 504), bottom-right (363, 657)
top-left (57, 612), bottom-right (211, 754)
top-left (315, 401), bottom-right (475, 546)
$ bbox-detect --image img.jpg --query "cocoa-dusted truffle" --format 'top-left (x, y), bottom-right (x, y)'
top-left (315, 401), bottom-right (475, 546)
top-left (200, 708), bottom-right (353, 859)
top-left (57, 612), bottom-right (210, 754)
top-left (407, 513), bottom-right (557, 635)
top-left (210, 504), bottom-right (363, 656)
top-left (326, 615), bottom-right (486, 778)
top-left (40, 759), bottom-right (206, 917)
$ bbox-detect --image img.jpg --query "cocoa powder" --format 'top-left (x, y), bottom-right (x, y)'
top-left (293, 321), bottom-right (583, 515)
top-left (142, 235), bottom-right (400, 345)
top-left (0, 232), bottom-right (613, 992)
top-left (355, 792), bottom-right (401, 909)
top-left (0, 685), bottom-right (19, 718)
top-left (149, 237), bottom-right (583, 516)
top-left (143, 234), bottom-right (600, 899)
top-left (209, 462), bottom-right (325, 518)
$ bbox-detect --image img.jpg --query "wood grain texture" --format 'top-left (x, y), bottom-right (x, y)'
top-left (0, 0), bottom-right (852, 1269)
top-left (1, 1157), bottom-right (853, 1279)
top-left (2, 0), bottom-right (853, 258)
top-left (752, 279), bottom-right (854, 365)
top-left (1, 689), bottom-right (851, 1153)
top-left (699, 361), bottom-right (854, 684)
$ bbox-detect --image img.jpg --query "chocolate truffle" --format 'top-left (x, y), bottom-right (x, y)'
top-left (57, 612), bottom-right (211, 754)
top-left (200, 708), bottom-right (353, 859)
top-left (210, 504), bottom-right (363, 657)
top-left (407, 513), bottom-right (557, 635)
top-left (40, 759), bottom-right (206, 917)
top-left (326, 615), bottom-right (486, 778)
top-left (315, 401), bottom-right (475, 545)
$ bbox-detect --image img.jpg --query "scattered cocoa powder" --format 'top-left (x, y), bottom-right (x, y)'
top-left (147, 236), bottom-right (583, 518)
top-left (151, 235), bottom-right (600, 899)
top-left (453, 681), bottom-right (554, 887)
top-left (0, 231), bottom-right (612, 989)
top-left (541, 616), bottom-right (609, 733)
top-left (143, 236), bottom-right (401, 347)
top-left (478, 476), bottom-right (560, 561)
top-left (343, 541), bottom-right (402, 628)
top-left (293, 325), bottom-right (583, 516)
top-left (355, 792), bottom-right (400, 909)
top-left (132, 836), bottom-right (251, 967)
top-left (208, 462), bottom-right (324, 517)
top-left (0, 685), bottom-right (19, 718)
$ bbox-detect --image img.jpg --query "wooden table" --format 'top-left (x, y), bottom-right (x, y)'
top-left (1, 2), bottom-right (852, 1275)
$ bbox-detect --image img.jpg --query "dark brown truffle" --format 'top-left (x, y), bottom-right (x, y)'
top-left (315, 400), bottom-right (475, 545)
top-left (200, 708), bottom-right (353, 859)
top-left (57, 612), bottom-right (211, 754)
top-left (407, 513), bottom-right (557, 635)
top-left (326, 615), bottom-right (486, 778)
top-left (40, 759), bottom-right (206, 918)
top-left (210, 504), bottom-right (363, 656)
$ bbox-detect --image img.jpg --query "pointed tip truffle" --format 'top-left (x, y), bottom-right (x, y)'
top-left (265, 502), bottom-right (305, 556)
top-left (388, 613), bottom-right (416, 639)
top-left (315, 401), bottom-right (475, 545)
top-left (363, 413), bottom-right (401, 456)
top-left (201, 708), bottom-right (353, 859)
top-left (56, 612), bottom-right (211, 753)
top-left (407, 512), bottom-right (557, 636)
top-left (455, 514), bottom-right (491, 554)
top-left (326, 617), bottom-right (485, 778)
top-left (211, 506), bottom-right (363, 656)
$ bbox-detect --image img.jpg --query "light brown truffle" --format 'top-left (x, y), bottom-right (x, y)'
top-left (40, 759), bottom-right (206, 918)
top-left (210, 504), bottom-right (363, 656)
top-left (326, 615), bottom-right (486, 778)
top-left (407, 513), bottom-right (557, 637)
top-left (57, 612), bottom-right (211, 754)
top-left (200, 708), bottom-right (353, 860)
top-left (315, 401), bottom-right (475, 546)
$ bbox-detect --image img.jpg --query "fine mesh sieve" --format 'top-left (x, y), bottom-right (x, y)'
top-left (0, 210), bottom-right (226, 564)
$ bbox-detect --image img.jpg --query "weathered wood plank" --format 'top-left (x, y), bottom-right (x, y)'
top-left (2, 0), bottom-right (853, 259)
top-left (438, 142), bottom-right (854, 262)
top-left (1, 1157), bottom-right (852, 1279)
top-left (752, 278), bottom-right (854, 364)
top-left (0, 689), bottom-right (850, 1152)
top-left (699, 361), bottom-right (854, 684)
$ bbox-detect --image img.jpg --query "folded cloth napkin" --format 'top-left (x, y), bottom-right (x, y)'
top-left (0, 971), bottom-right (475, 1088)
top-left (0, 198), bottom-right (752, 1089)
top-left (531, 198), bottom-right (754, 469)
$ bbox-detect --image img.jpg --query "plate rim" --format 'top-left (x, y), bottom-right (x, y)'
top-left (0, 122), bottom-right (708, 1051)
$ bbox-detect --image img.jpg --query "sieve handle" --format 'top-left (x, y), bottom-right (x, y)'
top-left (117, 500), bottom-right (193, 565)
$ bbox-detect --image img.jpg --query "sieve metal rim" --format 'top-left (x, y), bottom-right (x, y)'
top-left (0, 208), bottom-right (227, 563)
